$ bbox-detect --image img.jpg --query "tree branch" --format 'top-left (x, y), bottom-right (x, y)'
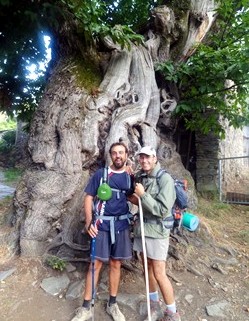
top-left (182, 81), bottom-right (249, 101)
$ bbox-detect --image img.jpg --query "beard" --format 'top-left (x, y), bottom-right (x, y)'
top-left (112, 158), bottom-right (126, 170)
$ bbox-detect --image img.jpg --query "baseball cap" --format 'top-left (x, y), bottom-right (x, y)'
top-left (138, 146), bottom-right (157, 156)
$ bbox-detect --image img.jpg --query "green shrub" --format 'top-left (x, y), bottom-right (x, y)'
top-left (45, 255), bottom-right (66, 271)
top-left (0, 130), bottom-right (16, 152)
top-left (0, 118), bottom-right (17, 131)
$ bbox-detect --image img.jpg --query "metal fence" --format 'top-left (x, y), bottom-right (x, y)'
top-left (219, 156), bottom-right (249, 205)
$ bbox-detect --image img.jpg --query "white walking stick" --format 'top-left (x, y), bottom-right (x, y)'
top-left (138, 197), bottom-right (151, 321)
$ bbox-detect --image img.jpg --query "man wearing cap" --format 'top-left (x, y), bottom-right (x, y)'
top-left (71, 142), bottom-right (133, 321)
top-left (131, 146), bottom-right (181, 321)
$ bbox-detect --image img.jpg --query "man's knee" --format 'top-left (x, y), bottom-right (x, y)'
top-left (89, 259), bottom-right (102, 272)
top-left (110, 259), bottom-right (121, 270)
top-left (152, 262), bottom-right (166, 279)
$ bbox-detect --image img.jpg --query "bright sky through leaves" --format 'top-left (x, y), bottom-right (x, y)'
top-left (26, 36), bottom-right (51, 80)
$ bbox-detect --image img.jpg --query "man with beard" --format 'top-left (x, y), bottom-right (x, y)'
top-left (72, 142), bottom-right (133, 321)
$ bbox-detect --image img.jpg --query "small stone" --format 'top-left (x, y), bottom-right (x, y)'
top-left (185, 294), bottom-right (194, 304)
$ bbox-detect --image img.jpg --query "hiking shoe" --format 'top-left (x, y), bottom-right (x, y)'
top-left (144, 301), bottom-right (163, 321)
top-left (106, 302), bottom-right (126, 321)
top-left (159, 309), bottom-right (181, 321)
top-left (71, 307), bottom-right (92, 321)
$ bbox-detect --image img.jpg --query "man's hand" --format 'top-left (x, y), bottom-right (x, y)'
top-left (84, 194), bottom-right (98, 238)
top-left (135, 183), bottom-right (145, 197)
top-left (86, 222), bottom-right (98, 238)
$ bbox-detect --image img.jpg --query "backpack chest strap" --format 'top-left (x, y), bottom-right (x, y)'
top-left (111, 188), bottom-right (126, 199)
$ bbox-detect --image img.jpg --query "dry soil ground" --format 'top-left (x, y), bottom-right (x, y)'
top-left (0, 195), bottom-right (248, 321)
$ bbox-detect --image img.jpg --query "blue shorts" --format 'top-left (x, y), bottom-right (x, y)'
top-left (93, 228), bottom-right (132, 262)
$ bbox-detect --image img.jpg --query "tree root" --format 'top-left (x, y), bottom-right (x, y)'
top-left (46, 232), bottom-right (89, 252)
top-left (121, 260), bottom-right (141, 273)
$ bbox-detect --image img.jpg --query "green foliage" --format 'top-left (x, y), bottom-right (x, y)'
top-left (1, 0), bottom-right (248, 138)
top-left (104, 0), bottom-right (160, 30)
top-left (45, 255), bottom-right (66, 271)
top-left (61, 0), bottom-right (144, 49)
top-left (0, 0), bottom-right (60, 118)
top-left (0, 117), bottom-right (16, 131)
top-left (0, 130), bottom-right (16, 152)
top-left (0, 0), bottom-right (150, 121)
top-left (3, 168), bottom-right (23, 183)
top-left (157, 2), bottom-right (249, 137)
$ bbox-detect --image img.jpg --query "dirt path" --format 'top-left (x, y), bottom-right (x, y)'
top-left (0, 200), bottom-right (248, 321)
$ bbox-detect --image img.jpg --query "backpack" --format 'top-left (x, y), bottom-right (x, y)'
top-left (156, 169), bottom-right (188, 210)
top-left (156, 169), bottom-right (188, 232)
top-left (95, 166), bottom-right (133, 244)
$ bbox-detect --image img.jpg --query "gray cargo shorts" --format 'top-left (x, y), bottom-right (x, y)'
top-left (133, 236), bottom-right (169, 261)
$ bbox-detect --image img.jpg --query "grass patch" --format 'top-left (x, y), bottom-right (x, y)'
top-left (196, 196), bottom-right (249, 250)
top-left (238, 229), bottom-right (249, 244)
top-left (196, 198), bottom-right (232, 219)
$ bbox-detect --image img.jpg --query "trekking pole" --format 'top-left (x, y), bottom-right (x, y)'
top-left (138, 197), bottom-right (151, 321)
top-left (90, 235), bottom-right (96, 321)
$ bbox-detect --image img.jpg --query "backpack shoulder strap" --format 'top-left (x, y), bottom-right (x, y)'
top-left (155, 168), bottom-right (167, 185)
top-left (102, 166), bottom-right (108, 184)
top-left (154, 169), bottom-right (167, 195)
top-left (126, 172), bottom-right (131, 189)
top-left (103, 167), bottom-right (130, 189)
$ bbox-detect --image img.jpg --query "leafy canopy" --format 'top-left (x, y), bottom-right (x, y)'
top-left (0, 0), bottom-right (248, 137)
top-left (157, 1), bottom-right (249, 137)
top-left (0, 0), bottom-right (63, 120)
top-left (0, 0), bottom-right (154, 119)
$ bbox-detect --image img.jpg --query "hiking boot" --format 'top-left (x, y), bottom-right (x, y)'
top-left (159, 309), bottom-right (181, 321)
top-left (106, 302), bottom-right (126, 321)
top-left (71, 307), bottom-right (92, 321)
top-left (144, 301), bottom-right (163, 321)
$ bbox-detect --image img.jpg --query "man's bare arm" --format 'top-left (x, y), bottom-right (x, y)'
top-left (84, 194), bottom-right (98, 237)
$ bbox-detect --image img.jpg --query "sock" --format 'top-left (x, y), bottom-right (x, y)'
top-left (166, 302), bottom-right (176, 314)
top-left (149, 291), bottom-right (159, 302)
top-left (82, 300), bottom-right (91, 309)
top-left (108, 295), bottom-right (116, 306)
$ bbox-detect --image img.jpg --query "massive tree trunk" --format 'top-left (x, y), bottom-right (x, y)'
top-left (12, 1), bottom-right (217, 257)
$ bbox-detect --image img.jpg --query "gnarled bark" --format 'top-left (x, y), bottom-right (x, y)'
top-left (11, 1), bottom-right (216, 257)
